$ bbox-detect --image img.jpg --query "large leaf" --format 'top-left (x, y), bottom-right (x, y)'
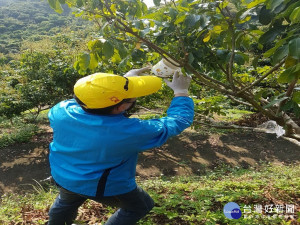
top-left (117, 44), bottom-right (128, 59)
top-left (278, 65), bottom-right (299, 83)
top-left (288, 38), bottom-right (300, 60)
top-left (292, 92), bottom-right (300, 104)
top-left (118, 56), bottom-right (130, 69)
top-left (266, 0), bottom-right (284, 12)
top-left (76, 0), bottom-right (83, 7)
top-left (174, 13), bottom-right (187, 25)
top-left (263, 96), bottom-right (289, 109)
top-left (247, 0), bottom-right (266, 9)
top-left (131, 49), bottom-right (146, 62)
top-left (216, 49), bottom-right (230, 63)
top-left (259, 5), bottom-right (273, 25)
top-left (169, 8), bottom-right (178, 20)
top-left (184, 14), bottom-right (201, 28)
top-left (281, 1), bottom-right (300, 19)
top-left (289, 6), bottom-right (300, 23)
top-left (252, 56), bottom-right (259, 69)
top-left (89, 53), bottom-right (98, 70)
top-left (103, 41), bottom-right (114, 59)
top-left (285, 55), bottom-right (298, 69)
top-left (74, 53), bottom-right (90, 74)
top-left (225, 52), bottom-right (247, 65)
top-left (153, 0), bottom-right (161, 7)
top-left (203, 31), bottom-right (211, 42)
top-left (264, 38), bottom-right (286, 57)
top-left (281, 100), bottom-right (300, 116)
top-left (188, 53), bottom-right (195, 64)
top-left (88, 39), bottom-right (103, 51)
top-left (271, 44), bottom-right (288, 64)
top-left (48, 0), bottom-right (63, 13)
top-left (258, 25), bottom-right (285, 44)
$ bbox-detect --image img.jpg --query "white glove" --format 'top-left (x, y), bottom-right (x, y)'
top-left (124, 66), bottom-right (151, 77)
top-left (164, 71), bottom-right (192, 95)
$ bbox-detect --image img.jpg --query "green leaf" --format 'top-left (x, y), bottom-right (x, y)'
top-left (188, 53), bottom-right (195, 64)
top-left (89, 53), bottom-right (98, 70)
top-left (134, 20), bottom-right (144, 29)
top-left (281, 1), bottom-right (300, 19)
top-left (216, 49), bottom-right (230, 62)
top-left (266, 0), bottom-right (284, 11)
top-left (117, 44), bottom-right (128, 59)
top-left (259, 6), bottom-right (273, 25)
top-left (74, 53), bottom-right (90, 73)
top-left (169, 8), bottom-right (178, 20)
top-left (131, 49), bottom-right (146, 62)
top-left (48, 0), bottom-right (56, 9)
top-left (88, 39), bottom-right (102, 51)
top-left (235, 54), bottom-right (245, 65)
top-left (258, 26), bottom-right (285, 44)
top-left (47, 0), bottom-right (63, 13)
top-left (292, 92), bottom-right (300, 103)
top-left (263, 96), bottom-right (289, 109)
top-left (285, 55), bottom-right (298, 69)
top-left (252, 56), bottom-right (259, 69)
top-left (174, 14), bottom-right (187, 25)
top-left (247, 0), bottom-right (265, 9)
top-left (272, 45), bottom-right (288, 64)
top-left (103, 41), bottom-right (114, 59)
top-left (118, 56), bottom-right (129, 69)
top-left (264, 38), bottom-right (286, 57)
top-left (278, 66), bottom-right (298, 83)
top-left (289, 6), bottom-right (300, 23)
top-left (76, 0), bottom-right (83, 7)
top-left (282, 100), bottom-right (300, 117)
top-left (227, 53), bottom-right (247, 65)
top-left (288, 38), bottom-right (300, 60)
top-left (153, 0), bottom-right (161, 6)
top-left (184, 14), bottom-right (201, 28)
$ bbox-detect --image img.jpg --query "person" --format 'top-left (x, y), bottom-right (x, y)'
top-left (47, 66), bottom-right (194, 225)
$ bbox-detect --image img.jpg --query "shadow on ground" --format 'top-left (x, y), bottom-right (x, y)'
top-left (0, 127), bottom-right (299, 195)
top-left (137, 129), bottom-right (300, 177)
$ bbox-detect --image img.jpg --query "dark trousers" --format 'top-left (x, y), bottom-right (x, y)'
top-left (48, 186), bottom-right (154, 225)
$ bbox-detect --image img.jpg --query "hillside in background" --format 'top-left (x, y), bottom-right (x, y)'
top-left (0, 0), bottom-right (89, 55)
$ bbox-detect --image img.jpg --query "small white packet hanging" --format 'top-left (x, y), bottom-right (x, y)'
top-left (151, 58), bottom-right (180, 77)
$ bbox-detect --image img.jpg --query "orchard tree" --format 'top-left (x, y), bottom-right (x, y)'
top-left (48, 0), bottom-right (300, 139)
top-left (0, 47), bottom-right (82, 120)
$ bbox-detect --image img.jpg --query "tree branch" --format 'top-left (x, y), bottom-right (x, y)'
top-left (228, 23), bottom-right (236, 91)
top-left (276, 78), bottom-right (298, 116)
top-left (227, 95), bottom-right (253, 107)
top-left (185, 63), bottom-right (235, 95)
top-left (216, 3), bottom-right (236, 90)
top-left (238, 58), bottom-right (286, 94)
top-left (203, 42), bottom-right (228, 75)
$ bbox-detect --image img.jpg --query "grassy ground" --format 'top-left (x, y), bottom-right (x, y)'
top-left (0, 109), bottom-right (299, 224)
top-left (0, 111), bottom-right (49, 149)
top-left (0, 163), bottom-right (299, 224)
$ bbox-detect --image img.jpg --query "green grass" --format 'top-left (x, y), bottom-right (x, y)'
top-left (0, 163), bottom-right (299, 224)
top-left (0, 111), bottom-right (49, 149)
top-left (214, 109), bottom-right (253, 122)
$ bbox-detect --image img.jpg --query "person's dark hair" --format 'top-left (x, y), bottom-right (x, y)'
top-left (73, 95), bottom-right (132, 115)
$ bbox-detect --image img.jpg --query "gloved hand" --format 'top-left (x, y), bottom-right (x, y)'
top-left (164, 71), bottom-right (192, 95)
top-left (124, 66), bottom-right (151, 77)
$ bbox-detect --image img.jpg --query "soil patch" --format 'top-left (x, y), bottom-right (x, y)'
top-left (0, 126), bottom-right (299, 195)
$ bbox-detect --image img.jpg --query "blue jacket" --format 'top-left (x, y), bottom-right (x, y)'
top-left (48, 96), bottom-right (194, 197)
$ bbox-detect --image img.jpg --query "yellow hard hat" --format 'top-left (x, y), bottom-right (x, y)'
top-left (74, 73), bottom-right (162, 109)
